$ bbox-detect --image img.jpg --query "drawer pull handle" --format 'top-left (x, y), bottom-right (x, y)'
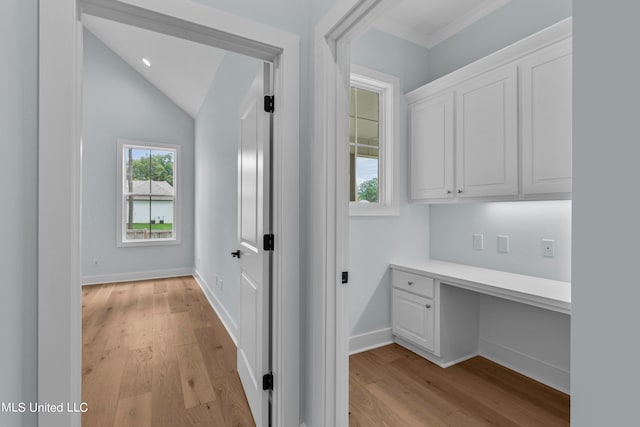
top-left (407, 281), bottom-right (414, 286)
top-left (425, 304), bottom-right (431, 309)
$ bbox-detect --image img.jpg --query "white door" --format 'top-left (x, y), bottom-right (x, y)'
top-left (236, 63), bottom-right (272, 427)
top-left (521, 39), bottom-right (573, 195)
top-left (409, 92), bottom-right (455, 200)
top-left (456, 65), bottom-right (518, 198)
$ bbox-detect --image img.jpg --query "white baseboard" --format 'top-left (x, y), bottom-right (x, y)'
top-left (349, 328), bottom-right (393, 355)
top-left (81, 267), bottom-right (193, 285)
top-left (193, 269), bottom-right (238, 346)
top-left (479, 337), bottom-right (570, 394)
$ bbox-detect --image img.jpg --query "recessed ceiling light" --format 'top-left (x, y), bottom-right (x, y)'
top-left (142, 58), bottom-right (151, 67)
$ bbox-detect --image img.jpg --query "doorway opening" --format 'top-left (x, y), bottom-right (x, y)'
top-left (39, 1), bottom-right (299, 426)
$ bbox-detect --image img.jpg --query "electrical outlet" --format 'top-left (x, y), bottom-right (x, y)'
top-left (219, 277), bottom-right (223, 291)
top-left (498, 235), bottom-right (510, 253)
top-left (542, 239), bottom-right (556, 257)
top-left (472, 234), bottom-right (484, 250)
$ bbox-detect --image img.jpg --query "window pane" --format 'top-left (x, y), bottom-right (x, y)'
top-left (356, 153), bottom-right (379, 203)
top-left (125, 148), bottom-right (152, 194)
top-left (356, 88), bottom-right (379, 122)
top-left (151, 197), bottom-right (174, 239)
top-left (150, 149), bottom-right (175, 191)
top-left (126, 196), bottom-right (151, 241)
top-left (356, 117), bottom-right (379, 147)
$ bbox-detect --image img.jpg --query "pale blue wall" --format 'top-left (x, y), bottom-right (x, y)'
top-left (82, 31), bottom-right (195, 279)
top-left (194, 52), bottom-right (262, 329)
top-left (428, 0), bottom-right (572, 81)
top-left (349, 29), bottom-right (430, 336)
top-left (572, 1), bottom-right (640, 424)
top-left (431, 201), bottom-right (572, 282)
top-left (0, 1), bottom-right (38, 426)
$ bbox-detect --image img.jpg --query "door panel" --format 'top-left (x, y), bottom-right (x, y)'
top-left (410, 92), bottom-right (455, 200)
top-left (456, 65), bottom-right (518, 197)
top-left (521, 39), bottom-right (572, 195)
top-left (392, 289), bottom-right (435, 352)
top-left (237, 63), bottom-right (271, 427)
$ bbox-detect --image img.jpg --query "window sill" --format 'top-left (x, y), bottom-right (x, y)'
top-left (117, 238), bottom-right (181, 248)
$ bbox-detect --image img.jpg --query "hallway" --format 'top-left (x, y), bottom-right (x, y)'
top-left (82, 277), bottom-right (255, 426)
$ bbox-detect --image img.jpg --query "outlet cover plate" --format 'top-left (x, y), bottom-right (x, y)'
top-left (498, 235), bottom-right (510, 253)
top-left (473, 234), bottom-right (484, 250)
top-left (542, 239), bottom-right (556, 257)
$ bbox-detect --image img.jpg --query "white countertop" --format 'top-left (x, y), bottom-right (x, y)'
top-left (389, 259), bottom-right (571, 315)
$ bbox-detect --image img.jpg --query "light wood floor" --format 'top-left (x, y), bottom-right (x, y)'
top-left (349, 344), bottom-right (570, 426)
top-left (82, 276), bottom-right (255, 427)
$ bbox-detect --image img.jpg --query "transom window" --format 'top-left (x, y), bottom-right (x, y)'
top-left (349, 66), bottom-right (399, 216)
top-left (117, 140), bottom-right (180, 246)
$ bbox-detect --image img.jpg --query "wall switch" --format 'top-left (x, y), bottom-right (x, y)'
top-left (472, 234), bottom-right (484, 250)
top-left (497, 235), bottom-right (510, 253)
top-left (542, 239), bottom-right (556, 257)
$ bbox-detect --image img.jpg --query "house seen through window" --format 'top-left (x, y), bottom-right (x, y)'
top-left (119, 141), bottom-right (179, 245)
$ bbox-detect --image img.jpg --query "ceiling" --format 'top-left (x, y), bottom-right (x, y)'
top-left (373, 0), bottom-right (511, 48)
top-left (83, 15), bottom-right (225, 118)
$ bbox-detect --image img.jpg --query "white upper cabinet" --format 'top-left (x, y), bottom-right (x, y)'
top-left (455, 65), bottom-right (518, 198)
top-left (406, 19), bottom-right (572, 203)
top-left (520, 39), bottom-right (572, 195)
top-left (409, 92), bottom-right (455, 200)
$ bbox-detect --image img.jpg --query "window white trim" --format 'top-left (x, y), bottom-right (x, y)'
top-left (349, 65), bottom-right (399, 216)
top-left (116, 139), bottom-right (181, 247)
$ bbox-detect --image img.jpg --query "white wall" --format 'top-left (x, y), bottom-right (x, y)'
top-left (0, 0), bottom-right (38, 425)
top-left (349, 29), bottom-right (431, 337)
top-left (82, 31), bottom-right (195, 282)
top-left (572, 1), bottom-right (640, 424)
top-left (194, 52), bottom-right (262, 338)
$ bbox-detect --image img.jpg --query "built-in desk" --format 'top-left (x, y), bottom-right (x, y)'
top-left (389, 260), bottom-right (571, 391)
top-left (390, 260), bottom-right (571, 314)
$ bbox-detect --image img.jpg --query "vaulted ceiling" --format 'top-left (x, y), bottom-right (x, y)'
top-left (83, 14), bottom-right (225, 118)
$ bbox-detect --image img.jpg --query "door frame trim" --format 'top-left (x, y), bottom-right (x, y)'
top-left (311, 1), bottom-right (397, 426)
top-left (38, 1), bottom-right (300, 426)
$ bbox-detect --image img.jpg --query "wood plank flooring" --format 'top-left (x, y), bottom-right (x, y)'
top-left (82, 277), bottom-right (255, 427)
top-left (349, 344), bottom-right (570, 426)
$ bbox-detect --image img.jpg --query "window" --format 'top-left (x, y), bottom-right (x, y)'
top-left (349, 65), bottom-right (399, 216)
top-left (117, 140), bottom-right (180, 246)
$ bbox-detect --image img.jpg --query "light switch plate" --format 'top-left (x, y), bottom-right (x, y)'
top-left (498, 235), bottom-right (510, 253)
top-left (473, 234), bottom-right (484, 250)
top-left (542, 239), bottom-right (556, 257)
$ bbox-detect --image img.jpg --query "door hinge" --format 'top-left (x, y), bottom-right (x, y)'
top-left (264, 95), bottom-right (274, 113)
top-left (263, 233), bottom-right (275, 251)
top-left (342, 271), bottom-right (349, 284)
top-left (262, 372), bottom-right (273, 391)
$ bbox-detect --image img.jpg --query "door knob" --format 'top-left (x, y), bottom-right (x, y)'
top-left (231, 250), bottom-right (241, 259)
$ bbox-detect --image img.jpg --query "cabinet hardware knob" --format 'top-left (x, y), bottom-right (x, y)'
top-left (407, 281), bottom-right (414, 286)
top-left (457, 189), bottom-right (463, 194)
top-left (446, 190), bottom-right (452, 194)
top-left (425, 304), bottom-right (431, 309)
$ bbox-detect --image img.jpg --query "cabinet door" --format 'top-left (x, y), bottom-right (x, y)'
top-left (456, 65), bottom-right (518, 198)
top-left (392, 289), bottom-right (435, 352)
top-left (409, 92), bottom-right (455, 200)
top-left (521, 39), bottom-right (572, 195)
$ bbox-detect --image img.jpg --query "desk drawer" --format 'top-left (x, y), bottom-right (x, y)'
top-left (392, 270), bottom-right (435, 298)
